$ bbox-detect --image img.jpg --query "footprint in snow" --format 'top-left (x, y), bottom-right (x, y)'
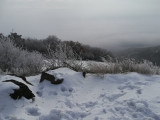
top-left (65, 99), bottom-right (75, 108)
top-left (26, 107), bottom-right (41, 116)
top-left (61, 85), bottom-right (68, 92)
top-left (99, 93), bottom-right (126, 102)
top-left (4, 116), bottom-right (25, 120)
top-left (68, 88), bottom-right (74, 92)
top-left (118, 85), bottom-right (140, 90)
top-left (135, 82), bottom-right (148, 86)
top-left (94, 116), bottom-right (99, 120)
top-left (36, 91), bottom-right (43, 97)
top-left (106, 93), bottom-right (126, 102)
top-left (39, 109), bottom-right (89, 120)
top-left (48, 91), bottom-right (58, 96)
top-left (136, 89), bottom-right (142, 94)
top-left (84, 101), bottom-right (98, 108)
top-left (61, 86), bottom-right (74, 93)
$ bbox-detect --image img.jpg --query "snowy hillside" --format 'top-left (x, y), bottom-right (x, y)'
top-left (0, 68), bottom-right (160, 120)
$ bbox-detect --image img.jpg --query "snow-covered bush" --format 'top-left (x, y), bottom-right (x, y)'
top-left (12, 50), bottom-right (44, 75)
top-left (0, 37), bottom-right (45, 75)
top-left (64, 60), bottom-right (84, 72)
top-left (74, 59), bottom-right (160, 75)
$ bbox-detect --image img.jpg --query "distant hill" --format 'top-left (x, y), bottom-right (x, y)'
top-left (118, 45), bottom-right (160, 66)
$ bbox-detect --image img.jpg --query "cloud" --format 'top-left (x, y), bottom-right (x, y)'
top-left (0, 0), bottom-right (160, 48)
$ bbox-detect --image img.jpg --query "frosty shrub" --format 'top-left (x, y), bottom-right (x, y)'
top-left (47, 42), bottom-right (81, 70)
top-left (75, 59), bottom-right (160, 75)
top-left (0, 37), bottom-right (45, 75)
top-left (64, 60), bottom-right (84, 72)
top-left (47, 42), bottom-right (71, 67)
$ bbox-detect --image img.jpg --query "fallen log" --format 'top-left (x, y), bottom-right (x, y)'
top-left (3, 79), bottom-right (35, 100)
top-left (7, 74), bottom-right (33, 86)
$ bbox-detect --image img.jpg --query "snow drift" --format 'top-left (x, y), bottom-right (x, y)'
top-left (0, 68), bottom-right (160, 120)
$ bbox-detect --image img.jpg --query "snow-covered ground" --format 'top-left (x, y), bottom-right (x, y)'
top-left (0, 68), bottom-right (160, 120)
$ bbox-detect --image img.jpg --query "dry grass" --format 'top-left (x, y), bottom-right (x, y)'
top-left (68, 59), bottom-right (160, 75)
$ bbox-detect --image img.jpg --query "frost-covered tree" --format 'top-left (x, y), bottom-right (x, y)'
top-left (0, 36), bottom-right (45, 75)
top-left (47, 42), bottom-right (77, 68)
top-left (8, 32), bottom-right (25, 48)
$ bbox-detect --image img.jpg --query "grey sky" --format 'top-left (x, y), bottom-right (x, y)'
top-left (0, 0), bottom-right (160, 48)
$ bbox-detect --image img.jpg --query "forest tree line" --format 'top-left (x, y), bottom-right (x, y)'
top-left (1, 32), bottom-right (113, 62)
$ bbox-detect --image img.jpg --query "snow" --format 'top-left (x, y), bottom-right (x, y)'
top-left (0, 68), bottom-right (160, 120)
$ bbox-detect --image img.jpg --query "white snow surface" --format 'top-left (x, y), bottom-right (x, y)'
top-left (0, 68), bottom-right (160, 120)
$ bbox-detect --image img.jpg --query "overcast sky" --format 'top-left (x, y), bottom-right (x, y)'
top-left (0, 0), bottom-right (160, 48)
